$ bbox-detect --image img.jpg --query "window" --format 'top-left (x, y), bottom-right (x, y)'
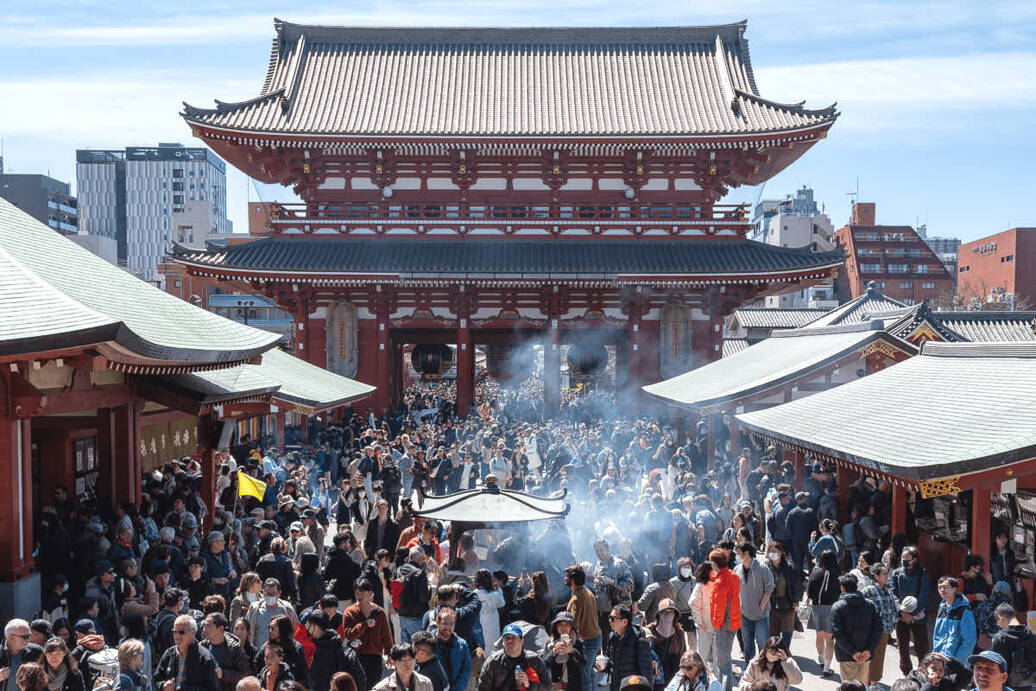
top-left (1004, 255), bottom-right (1015, 262)
top-left (888, 263), bottom-right (908, 273)
top-left (173, 195), bottom-right (183, 205)
top-left (189, 183), bottom-right (195, 190)
top-left (860, 263), bottom-right (882, 273)
top-left (172, 182), bottom-right (184, 191)
top-left (162, 182), bottom-right (167, 189)
top-left (922, 282), bottom-right (935, 289)
top-left (199, 182), bottom-right (205, 189)
top-left (960, 266), bottom-right (969, 273)
top-left (903, 298), bottom-right (914, 305)
top-left (189, 170), bottom-right (194, 176)
top-left (886, 248), bottom-right (905, 257)
top-left (899, 281), bottom-right (913, 289)
top-left (172, 169), bottom-right (183, 178)
top-left (855, 232), bottom-right (879, 241)
top-left (916, 264), bottom-right (929, 273)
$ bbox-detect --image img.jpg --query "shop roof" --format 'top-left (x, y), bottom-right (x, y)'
top-left (801, 282), bottom-right (905, 328)
top-left (643, 322), bottom-right (916, 411)
top-left (183, 21), bottom-right (837, 138)
top-left (729, 307), bottom-right (827, 330)
top-left (0, 198), bottom-right (278, 368)
top-left (736, 342), bottom-right (1036, 481)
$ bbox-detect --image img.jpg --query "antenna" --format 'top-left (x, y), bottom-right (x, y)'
top-left (845, 177), bottom-right (860, 205)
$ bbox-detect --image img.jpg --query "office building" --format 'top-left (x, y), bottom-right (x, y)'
top-left (958, 228), bottom-right (1036, 309)
top-left (0, 171), bottom-right (78, 235)
top-left (77, 143), bottom-right (228, 280)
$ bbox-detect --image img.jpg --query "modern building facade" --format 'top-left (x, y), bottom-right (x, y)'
top-left (0, 173), bottom-right (78, 235)
top-left (916, 224), bottom-right (962, 278)
top-left (77, 143), bottom-right (228, 281)
top-left (835, 202), bottom-right (954, 305)
top-left (958, 227), bottom-right (1036, 308)
top-left (750, 186), bottom-right (837, 308)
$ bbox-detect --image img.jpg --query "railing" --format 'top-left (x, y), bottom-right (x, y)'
top-left (267, 201), bottom-right (751, 237)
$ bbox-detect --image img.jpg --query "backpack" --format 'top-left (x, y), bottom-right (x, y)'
top-left (1009, 631), bottom-right (1036, 688)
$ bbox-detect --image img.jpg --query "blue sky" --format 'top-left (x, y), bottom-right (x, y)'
top-left (1, 0), bottom-right (1034, 241)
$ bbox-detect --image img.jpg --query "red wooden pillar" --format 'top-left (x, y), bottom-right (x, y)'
top-left (197, 411), bottom-right (216, 531)
top-left (275, 411), bottom-right (286, 450)
top-left (0, 415), bottom-right (34, 580)
top-left (113, 399), bottom-right (140, 506)
top-left (971, 485), bottom-right (992, 562)
top-left (792, 448), bottom-right (805, 487)
top-left (544, 322), bottom-right (561, 416)
top-left (892, 484), bottom-right (908, 537)
top-left (456, 320), bottom-right (473, 417)
top-left (300, 415), bottom-right (310, 444)
top-left (95, 408), bottom-right (114, 502)
top-left (294, 292), bottom-right (312, 364)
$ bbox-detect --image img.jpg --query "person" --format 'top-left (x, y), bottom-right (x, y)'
top-left (364, 501), bottom-right (400, 560)
top-left (932, 576), bottom-right (978, 691)
top-left (410, 632), bottom-right (449, 691)
top-left (13, 664), bottom-right (46, 691)
top-left (340, 578), bottom-right (393, 689)
top-left (256, 617), bottom-right (309, 688)
top-left (256, 644), bottom-right (293, 690)
top-left (116, 639), bottom-right (146, 691)
top-left (646, 600), bottom-right (686, 685)
top-left (331, 672), bottom-right (362, 691)
top-left (599, 606), bottom-right (652, 691)
top-left (636, 564), bottom-right (676, 627)
top-left (230, 574), bottom-right (263, 623)
top-left (295, 553), bottom-right (324, 611)
top-left (808, 520), bottom-right (844, 566)
top-left (668, 558), bottom-right (697, 649)
top-left (785, 492), bottom-right (817, 572)
top-left (908, 653), bottom-right (955, 691)
top-left (592, 540), bottom-right (635, 638)
top-left (40, 637), bottom-right (85, 691)
top-left (432, 608), bottom-right (471, 691)
top-left (806, 549), bottom-right (841, 677)
top-left (736, 637), bottom-right (802, 691)
top-left (1, 619), bottom-right (44, 691)
top-left (849, 552), bottom-right (878, 593)
top-left (325, 534), bottom-right (363, 610)
top-left (235, 679), bottom-right (261, 691)
top-left (892, 547), bottom-right (931, 677)
top-left (200, 613), bottom-right (250, 691)
top-left (704, 550), bottom-right (739, 691)
top-left (69, 619), bottom-right (108, 691)
top-left (763, 543), bottom-right (800, 648)
top-left (990, 532), bottom-right (1018, 587)
top-left (243, 580), bottom-right (298, 649)
top-left (663, 651), bottom-right (720, 691)
top-left (966, 651), bottom-right (1011, 691)
top-left (733, 543), bottom-right (774, 663)
top-left (475, 568), bottom-right (506, 649)
top-left (830, 574), bottom-right (881, 686)
top-left (688, 563), bottom-right (714, 677)
top-left (154, 615), bottom-right (220, 691)
top-left (255, 539), bottom-right (297, 604)
top-left (565, 564), bottom-right (602, 691)
top-left (959, 557), bottom-right (991, 607)
top-left (990, 602), bottom-right (1036, 690)
top-left (397, 547), bottom-right (431, 644)
top-left (477, 622), bottom-right (550, 690)
top-left (517, 571), bottom-right (552, 631)
top-left (374, 644), bottom-right (434, 691)
top-left (543, 611), bottom-right (585, 691)
top-left (860, 564), bottom-right (899, 691)
top-left (303, 610), bottom-right (366, 691)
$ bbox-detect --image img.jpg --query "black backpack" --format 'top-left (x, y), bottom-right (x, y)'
top-left (1009, 631), bottom-right (1036, 688)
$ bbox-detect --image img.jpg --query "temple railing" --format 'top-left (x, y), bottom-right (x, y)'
top-left (267, 201), bottom-right (750, 237)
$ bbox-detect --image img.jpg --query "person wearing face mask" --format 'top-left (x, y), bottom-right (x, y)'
top-left (958, 556), bottom-right (991, 605)
top-left (764, 543), bottom-right (802, 649)
top-left (669, 558), bottom-right (697, 650)
top-left (735, 637), bottom-right (801, 691)
top-left (646, 601), bottom-right (687, 685)
top-left (243, 580), bottom-right (298, 649)
top-left (891, 547), bottom-right (930, 677)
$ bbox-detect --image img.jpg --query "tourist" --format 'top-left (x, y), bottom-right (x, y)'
top-left (154, 614), bottom-right (220, 691)
top-left (736, 637), bottom-right (802, 691)
top-left (544, 611), bottom-right (585, 691)
top-left (645, 600), bottom-right (686, 684)
top-left (396, 547), bottom-right (431, 644)
top-left (599, 606), bottom-right (652, 691)
top-left (256, 644), bottom-right (292, 689)
top-left (860, 564), bottom-right (898, 691)
top-left (13, 664), bottom-right (46, 691)
top-left (763, 543), bottom-right (801, 648)
top-left (477, 622), bottom-right (550, 690)
top-left (199, 613), bottom-right (250, 691)
top-left (1, 619), bottom-right (44, 691)
top-left (592, 540), bottom-right (635, 637)
top-left (475, 569), bottom-right (506, 648)
top-left (565, 564), bottom-right (602, 691)
top-left (932, 576), bottom-right (978, 691)
top-left (341, 578), bottom-right (392, 689)
top-left (255, 616), bottom-right (308, 687)
top-left (40, 637), bottom-right (85, 691)
top-left (115, 639), bottom-right (146, 691)
top-left (663, 651), bottom-right (720, 691)
top-left (908, 653), bottom-right (955, 691)
top-left (375, 644), bottom-right (433, 691)
top-left (892, 546), bottom-right (931, 676)
top-left (990, 602), bottom-right (1036, 690)
top-left (830, 574), bottom-right (881, 686)
top-left (409, 632), bottom-right (448, 691)
top-left (516, 571), bottom-right (552, 631)
top-left (243, 580), bottom-right (297, 649)
top-left (705, 550), bottom-right (740, 691)
top-left (966, 651), bottom-right (1010, 691)
top-left (431, 608), bottom-right (470, 691)
top-left (806, 549), bottom-right (841, 676)
top-left (733, 543), bottom-right (774, 663)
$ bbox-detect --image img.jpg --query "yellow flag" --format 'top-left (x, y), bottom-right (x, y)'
top-left (238, 471), bottom-right (267, 501)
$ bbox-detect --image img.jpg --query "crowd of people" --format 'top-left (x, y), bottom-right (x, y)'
top-left (7, 378), bottom-right (1035, 691)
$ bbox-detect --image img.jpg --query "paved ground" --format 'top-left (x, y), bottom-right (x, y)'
top-left (777, 629), bottom-right (906, 691)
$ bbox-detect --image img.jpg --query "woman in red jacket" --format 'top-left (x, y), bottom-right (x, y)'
top-left (707, 550), bottom-right (741, 691)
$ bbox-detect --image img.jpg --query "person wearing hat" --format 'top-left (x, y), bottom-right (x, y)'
top-left (274, 497), bottom-right (299, 536)
top-left (302, 507), bottom-right (326, 565)
top-left (545, 611), bottom-right (585, 691)
top-left (967, 651), bottom-right (1010, 691)
top-left (646, 599), bottom-right (686, 684)
top-left (69, 618), bottom-right (108, 691)
top-left (476, 622), bottom-right (549, 690)
top-left (84, 560), bottom-right (120, 646)
top-left (202, 531), bottom-right (238, 602)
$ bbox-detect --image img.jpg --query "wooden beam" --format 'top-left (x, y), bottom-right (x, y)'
top-left (42, 385), bottom-right (127, 415)
top-left (133, 379), bottom-right (202, 416)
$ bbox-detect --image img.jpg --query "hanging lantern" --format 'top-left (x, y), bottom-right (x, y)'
top-left (410, 344), bottom-right (454, 379)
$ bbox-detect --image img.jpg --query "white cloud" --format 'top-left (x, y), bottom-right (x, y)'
top-left (756, 52), bottom-right (1036, 133)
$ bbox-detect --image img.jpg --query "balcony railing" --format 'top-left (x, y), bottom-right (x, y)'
top-left (267, 201), bottom-right (751, 237)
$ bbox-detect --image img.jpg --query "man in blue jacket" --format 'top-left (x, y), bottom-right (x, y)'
top-left (933, 576), bottom-right (978, 691)
top-left (433, 607), bottom-right (472, 691)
